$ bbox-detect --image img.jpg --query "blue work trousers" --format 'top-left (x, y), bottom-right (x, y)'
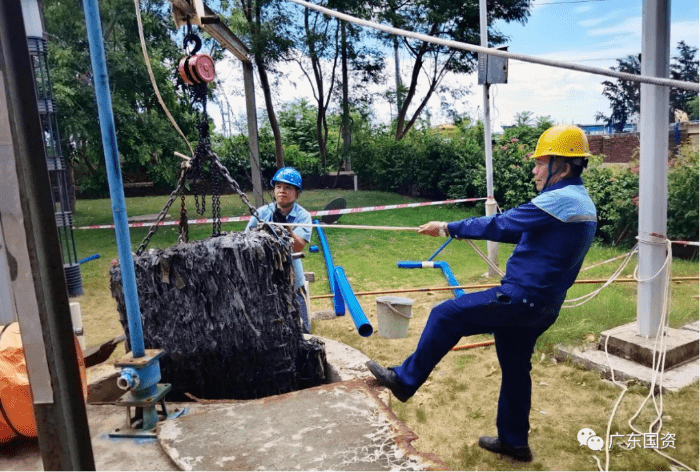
top-left (393, 284), bottom-right (562, 447)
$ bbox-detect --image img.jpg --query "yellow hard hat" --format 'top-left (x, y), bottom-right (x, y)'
top-left (531, 125), bottom-right (590, 159)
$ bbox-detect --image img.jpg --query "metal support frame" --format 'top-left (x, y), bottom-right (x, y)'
top-left (0, 0), bottom-right (95, 467)
top-left (480, 0), bottom-right (499, 278)
top-left (170, 0), bottom-right (263, 207)
top-left (637, 0), bottom-right (671, 338)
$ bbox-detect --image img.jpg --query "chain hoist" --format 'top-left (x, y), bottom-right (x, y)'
top-left (136, 25), bottom-right (274, 255)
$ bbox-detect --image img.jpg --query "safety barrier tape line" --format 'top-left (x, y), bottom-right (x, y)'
top-left (76, 197), bottom-right (485, 229)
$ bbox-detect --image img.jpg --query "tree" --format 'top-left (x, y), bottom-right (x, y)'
top-left (375, 0), bottom-right (532, 141)
top-left (292, 5), bottom-right (340, 169)
top-left (594, 54), bottom-right (640, 133)
top-left (596, 42), bottom-right (699, 131)
top-left (670, 41), bottom-right (699, 118)
top-left (688, 95), bottom-right (699, 121)
top-left (289, 0), bottom-right (384, 171)
top-left (232, 0), bottom-right (296, 169)
top-left (44, 0), bottom-right (205, 196)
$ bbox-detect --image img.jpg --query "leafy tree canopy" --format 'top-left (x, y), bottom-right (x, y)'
top-left (43, 0), bottom-right (218, 196)
top-left (596, 42), bottom-right (698, 132)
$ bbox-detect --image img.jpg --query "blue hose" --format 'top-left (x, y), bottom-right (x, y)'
top-left (333, 266), bottom-right (373, 337)
top-left (398, 260), bottom-right (465, 297)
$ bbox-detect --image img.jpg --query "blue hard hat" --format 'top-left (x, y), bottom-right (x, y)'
top-left (270, 167), bottom-right (302, 191)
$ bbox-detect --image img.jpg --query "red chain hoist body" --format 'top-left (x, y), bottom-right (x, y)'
top-left (178, 33), bottom-right (215, 85)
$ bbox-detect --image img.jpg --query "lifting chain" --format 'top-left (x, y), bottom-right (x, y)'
top-left (135, 27), bottom-right (277, 255)
top-left (136, 160), bottom-right (190, 256)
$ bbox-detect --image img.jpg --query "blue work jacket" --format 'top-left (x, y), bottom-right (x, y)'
top-left (446, 177), bottom-right (597, 303)
top-left (245, 202), bottom-right (312, 289)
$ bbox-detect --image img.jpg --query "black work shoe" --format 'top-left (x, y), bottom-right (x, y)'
top-left (478, 436), bottom-right (533, 462)
top-left (366, 360), bottom-right (413, 402)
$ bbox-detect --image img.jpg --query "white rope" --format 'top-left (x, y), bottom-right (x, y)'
top-left (466, 239), bottom-right (505, 277)
top-left (597, 240), bottom-right (695, 472)
top-left (580, 253), bottom-right (631, 272)
top-left (284, 0), bottom-right (699, 92)
top-left (134, 0), bottom-right (194, 157)
top-left (268, 222), bottom-right (421, 231)
top-left (562, 245), bottom-right (638, 308)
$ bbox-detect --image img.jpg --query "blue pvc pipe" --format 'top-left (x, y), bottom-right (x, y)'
top-left (398, 260), bottom-right (465, 297)
top-left (428, 237), bottom-right (453, 261)
top-left (83, 0), bottom-right (145, 358)
top-left (333, 266), bottom-right (373, 337)
top-left (314, 219), bottom-right (336, 295)
top-left (78, 254), bottom-right (101, 264)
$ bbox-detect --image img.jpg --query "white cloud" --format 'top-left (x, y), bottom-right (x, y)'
top-left (588, 16), bottom-right (642, 37)
top-left (577, 10), bottom-right (625, 28)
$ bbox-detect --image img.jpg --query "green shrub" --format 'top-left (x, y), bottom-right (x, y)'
top-left (582, 144), bottom-right (699, 245)
top-left (582, 156), bottom-right (639, 245)
top-left (668, 144), bottom-right (699, 240)
top-left (283, 144), bottom-right (324, 178)
top-left (491, 137), bottom-right (537, 209)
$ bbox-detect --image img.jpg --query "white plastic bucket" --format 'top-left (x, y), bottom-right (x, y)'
top-left (376, 296), bottom-right (414, 339)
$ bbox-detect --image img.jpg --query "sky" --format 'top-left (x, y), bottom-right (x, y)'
top-left (212, 0), bottom-right (699, 134)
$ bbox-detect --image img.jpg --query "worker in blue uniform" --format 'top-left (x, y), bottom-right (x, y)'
top-left (367, 125), bottom-right (597, 462)
top-left (246, 167), bottom-right (312, 333)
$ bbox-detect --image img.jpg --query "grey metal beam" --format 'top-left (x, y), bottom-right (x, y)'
top-left (170, 0), bottom-right (250, 63)
top-left (0, 0), bottom-right (95, 468)
top-left (243, 61), bottom-right (264, 207)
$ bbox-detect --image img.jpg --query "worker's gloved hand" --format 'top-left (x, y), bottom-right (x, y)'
top-left (272, 207), bottom-right (287, 223)
top-left (418, 221), bottom-right (449, 237)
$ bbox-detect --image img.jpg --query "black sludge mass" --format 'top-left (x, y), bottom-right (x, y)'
top-left (110, 229), bottom-right (326, 400)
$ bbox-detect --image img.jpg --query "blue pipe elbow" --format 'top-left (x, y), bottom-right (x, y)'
top-left (333, 266), bottom-right (373, 337)
top-left (434, 261), bottom-right (465, 297)
top-left (397, 260), bottom-right (465, 297)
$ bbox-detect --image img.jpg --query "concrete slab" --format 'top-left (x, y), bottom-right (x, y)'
top-left (599, 322), bottom-right (699, 370)
top-left (680, 320), bottom-right (700, 333)
top-left (310, 335), bottom-right (371, 383)
top-left (157, 378), bottom-right (448, 471)
top-left (554, 345), bottom-right (699, 392)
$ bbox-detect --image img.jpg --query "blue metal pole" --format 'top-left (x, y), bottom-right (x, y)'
top-left (428, 237), bottom-right (453, 261)
top-left (82, 0), bottom-right (145, 358)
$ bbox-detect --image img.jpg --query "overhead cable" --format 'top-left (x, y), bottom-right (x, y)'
top-left (284, 0), bottom-right (699, 92)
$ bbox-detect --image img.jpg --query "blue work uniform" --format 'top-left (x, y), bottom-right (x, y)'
top-left (246, 202), bottom-right (312, 331)
top-left (393, 177), bottom-right (596, 447)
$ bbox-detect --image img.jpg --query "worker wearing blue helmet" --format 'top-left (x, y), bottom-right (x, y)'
top-left (246, 167), bottom-right (312, 332)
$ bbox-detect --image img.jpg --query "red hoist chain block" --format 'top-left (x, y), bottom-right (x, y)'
top-left (178, 33), bottom-right (216, 85)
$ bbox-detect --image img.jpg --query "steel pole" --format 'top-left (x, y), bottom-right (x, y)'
top-left (637, 0), bottom-right (671, 338)
top-left (243, 61), bottom-right (263, 207)
top-left (82, 0), bottom-right (145, 356)
top-left (480, 0), bottom-right (498, 277)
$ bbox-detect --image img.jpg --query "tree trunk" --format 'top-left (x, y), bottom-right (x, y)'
top-left (255, 55), bottom-right (285, 169)
top-left (394, 36), bottom-right (402, 116)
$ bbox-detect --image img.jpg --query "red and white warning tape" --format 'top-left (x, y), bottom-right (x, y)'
top-left (76, 197), bottom-right (486, 230)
